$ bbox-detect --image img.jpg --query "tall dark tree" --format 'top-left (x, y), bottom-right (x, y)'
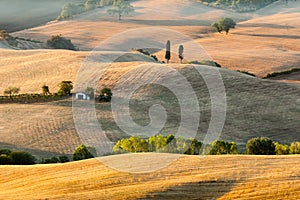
top-left (165, 40), bottom-right (171, 64)
top-left (178, 45), bottom-right (184, 64)
top-left (42, 85), bottom-right (50, 95)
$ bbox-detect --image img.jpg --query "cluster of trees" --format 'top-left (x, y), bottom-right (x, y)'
top-left (247, 137), bottom-right (300, 155)
top-left (211, 17), bottom-right (236, 34)
top-left (58, 0), bottom-right (134, 21)
top-left (113, 135), bottom-right (300, 156)
top-left (199, 0), bottom-right (278, 12)
top-left (1, 138), bottom-right (300, 165)
top-left (47, 35), bottom-right (77, 50)
top-left (1, 82), bottom-right (113, 103)
top-left (107, 0), bottom-right (134, 21)
top-left (113, 134), bottom-right (238, 155)
top-left (1, 81), bottom-right (73, 103)
top-left (0, 144), bottom-right (95, 165)
top-left (57, 0), bottom-right (102, 20)
top-left (0, 149), bottom-right (36, 165)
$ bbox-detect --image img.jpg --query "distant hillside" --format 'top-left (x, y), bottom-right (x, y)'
top-left (0, 0), bottom-right (82, 32)
top-left (197, 0), bottom-right (278, 12)
top-left (10, 0), bottom-right (300, 77)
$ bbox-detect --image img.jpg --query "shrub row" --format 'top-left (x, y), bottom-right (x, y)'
top-left (0, 149), bottom-right (36, 165)
top-left (0, 93), bottom-right (68, 104)
top-left (113, 135), bottom-right (300, 156)
top-left (197, 0), bottom-right (278, 12)
top-left (57, 0), bottom-right (113, 21)
top-left (0, 144), bottom-right (96, 165)
top-left (263, 68), bottom-right (300, 79)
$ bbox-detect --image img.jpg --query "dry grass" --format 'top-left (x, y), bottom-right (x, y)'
top-left (0, 101), bottom-right (80, 157)
top-left (0, 154), bottom-right (299, 199)
top-left (0, 49), bottom-right (87, 93)
top-left (0, 63), bottom-right (299, 158)
top-left (10, 0), bottom-right (300, 79)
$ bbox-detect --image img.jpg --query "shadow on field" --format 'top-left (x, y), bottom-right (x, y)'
top-left (232, 32), bottom-right (300, 39)
top-left (125, 19), bottom-right (211, 26)
top-left (0, 142), bottom-right (71, 159)
top-left (139, 180), bottom-right (236, 200)
top-left (238, 23), bottom-right (295, 29)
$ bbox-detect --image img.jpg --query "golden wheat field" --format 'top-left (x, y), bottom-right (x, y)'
top-left (0, 0), bottom-right (300, 199)
top-left (0, 154), bottom-right (300, 200)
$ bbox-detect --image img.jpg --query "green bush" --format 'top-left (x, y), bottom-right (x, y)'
top-left (0, 149), bottom-right (12, 155)
top-left (290, 142), bottom-right (300, 154)
top-left (73, 144), bottom-right (95, 161)
top-left (58, 3), bottom-right (86, 20)
top-left (99, 88), bottom-right (112, 102)
top-left (189, 60), bottom-right (221, 67)
top-left (205, 140), bottom-right (239, 155)
top-left (113, 136), bottom-right (149, 153)
top-left (59, 156), bottom-right (70, 163)
top-left (9, 151), bottom-right (36, 165)
top-left (274, 142), bottom-right (290, 155)
top-left (113, 134), bottom-right (203, 155)
top-left (43, 156), bottom-right (59, 164)
top-left (246, 137), bottom-right (275, 155)
top-left (85, 0), bottom-right (98, 11)
top-left (47, 35), bottom-right (77, 50)
top-left (0, 154), bottom-right (14, 165)
top-left (236, 70), bottom-right (256, 77)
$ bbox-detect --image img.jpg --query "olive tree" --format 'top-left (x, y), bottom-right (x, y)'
top-left (58, 81), bottom-right (73, 96)
top-left (107, 0), bottom-right (134, 21)
top-left (4, 86), bottom-right (20, 99)
top-left (246, 137), bottom-right (275, 155)
top-left (212, 17), bottom-right (236, 34)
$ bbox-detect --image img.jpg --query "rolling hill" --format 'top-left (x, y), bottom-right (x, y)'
top-left (0, 58), bottom-right (299, 158)
top-left (0, 0), bottom-right (300, 199)
top-left (10, 0), bottom-right (300, 78)
top-left (0, 154), bottom-right (299, 199)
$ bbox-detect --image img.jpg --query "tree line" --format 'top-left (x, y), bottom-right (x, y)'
top-left (58, 0), bottom-right (134, 21)
top-left (0, 144), bottom-right (95, 165)
top-left (198, 0), bottom-right (278, 12)
top-left (1, 137), bottom-right (299, 165)
top-left (113, 135), bottom-right (300, 156)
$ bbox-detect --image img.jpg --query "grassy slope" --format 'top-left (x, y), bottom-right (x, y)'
top-left (11, 0), bottom-right (300, 78)
top-left (0, 61), bottom-right (299, 157)
top-left (0, 154), bottom-right (299, 199)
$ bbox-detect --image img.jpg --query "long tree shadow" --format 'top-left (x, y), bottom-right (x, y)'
top-left (139, 180), bottom-right (236, 200)
top-left (124, 19), bottom-right (211, 26)
top-left (232, 32), bottom-right (300, 39)
top-left (238, 23), bottom-right (295, 29)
